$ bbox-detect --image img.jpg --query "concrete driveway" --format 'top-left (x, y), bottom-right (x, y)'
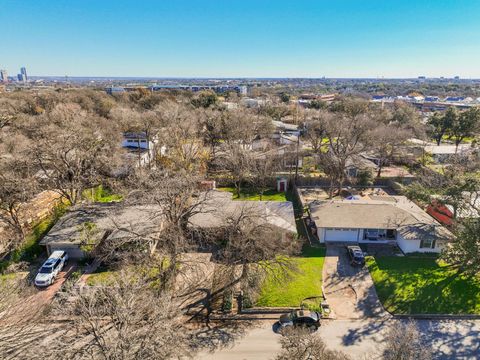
top-left (323, 244), bottom-right (388, 319)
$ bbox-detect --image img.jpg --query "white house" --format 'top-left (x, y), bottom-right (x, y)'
top-left (122, 132), bottom-right (165, 167)
top-left (309, 195), bottom-right (452, 253)
top-left (424, 144), bottom-right (473, 163)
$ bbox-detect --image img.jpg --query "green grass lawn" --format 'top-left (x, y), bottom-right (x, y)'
top-left (83, 185), bottom-right (123, 203)
top-left (218, 187), bottom-right (287, 201)
top-left (367, 256), bottom-right (480, 314)
top-left (256, 247), bottom-right (325, 308)
top-left (86, 270), bottom-right (118, 286)
top-left (85, 264), bottom-right (164, 286)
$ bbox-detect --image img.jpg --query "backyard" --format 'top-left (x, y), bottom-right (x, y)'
top-left (256, 246), bottom-right (325, 308)
top-left (367, 255), bottom-right (480, 314)
top-left (218, 187), bottom-right (287, 201)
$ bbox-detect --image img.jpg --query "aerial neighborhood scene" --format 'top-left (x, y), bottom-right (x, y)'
top-left (2, 1), bottom-right (480, 359)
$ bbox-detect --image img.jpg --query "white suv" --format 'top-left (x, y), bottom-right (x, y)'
top-left (34, 251), bottom-right (69, 287)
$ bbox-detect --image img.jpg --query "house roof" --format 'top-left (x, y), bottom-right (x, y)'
top-left (424, 144), bottom-right (472, 155)
top-left (40, 203), bottom-right (163, 246)
top-left (190, 191), bottom-right (297, 233)
top-left (345, 155), bottom-right (377, 170)
top-left (309, 196), bottom-right (452, 242)
top-left (272, 120), bottom-right (299, 132)
top-left (42, 191), bottom-right (297, 248)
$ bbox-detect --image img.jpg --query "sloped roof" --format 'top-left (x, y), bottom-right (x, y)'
top-left (190, 191), bottom-right (297, 233)
top-left (309, 196), bottom-right (452, 242)
top-left (40, 203), bottom-right (163, 246)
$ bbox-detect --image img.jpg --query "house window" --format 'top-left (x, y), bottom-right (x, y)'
top-left (364, 229), bottom-right (395, 240)
top-left (364, 229), bottom-right (379, 240)
top-left (420, 239), bottom-right (436, 249)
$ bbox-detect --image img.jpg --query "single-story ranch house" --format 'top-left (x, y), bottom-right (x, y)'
top-left (40, 191), bottom-right (297, 259)
top-left (309, 195), bottom-right (452, 253)
top-left (190, 190), bottom-right (297, 234)
top-left (40, 203), bottom-right (163, 259)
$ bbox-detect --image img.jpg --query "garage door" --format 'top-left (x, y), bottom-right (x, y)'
top-left (48, 245), bottom-right (85, 259)
top-left (324, 228), bottom-right (358, 242)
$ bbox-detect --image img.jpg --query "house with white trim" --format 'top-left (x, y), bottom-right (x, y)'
top-left (309, 195), bottom-right (452, 253)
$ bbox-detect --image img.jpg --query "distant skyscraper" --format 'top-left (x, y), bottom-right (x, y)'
top-left (20, 67), bottom-right (28, 81)
top-left (0, 70), bottom-right (8, 83)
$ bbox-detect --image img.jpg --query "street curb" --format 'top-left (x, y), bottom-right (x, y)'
top-left (393, 314), bottom-right (480, 320)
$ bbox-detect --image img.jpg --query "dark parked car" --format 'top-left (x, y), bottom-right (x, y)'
top-left (278, 310), bottom-right (321, 332)
top-left (347, 245), bottom-right (365, 266)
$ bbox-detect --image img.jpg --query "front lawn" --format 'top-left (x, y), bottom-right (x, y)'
top-left (86, 270), bottom-right (118, 286)
top-left (218, 187), bottom-right (287, 201)
top-left (367, 256), bottom-right (480, 314)
top-left (256, 247), bottom-right (325, 308)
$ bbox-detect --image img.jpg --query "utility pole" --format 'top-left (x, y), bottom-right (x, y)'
top-left (294, 132), bottom-right (300, 184)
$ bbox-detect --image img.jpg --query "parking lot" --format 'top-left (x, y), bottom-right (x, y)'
top-left (322, 244), bottom-right (389, 319)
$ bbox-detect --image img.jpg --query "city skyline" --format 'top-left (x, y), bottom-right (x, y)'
top-left (2, 1), bottom-right (480, 78)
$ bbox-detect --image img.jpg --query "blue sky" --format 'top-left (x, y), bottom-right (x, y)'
top-left (2, 0), bottom-right (480, 78)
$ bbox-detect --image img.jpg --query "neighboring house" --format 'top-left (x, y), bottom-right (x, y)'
top-left (254, 144), bottom-right (303, 169)
top-left (428, 193), bottom-right (480, 226)
top-left (240, 98), bottom-right (268, 108)
top-left (105, 86), bottom-right (126, 95)
top-left (271, 121), bottom-right (301, 146)
top-left (40, 204), bottom-right (163, 259)
top-left (122, 132), bottom-right (165, 167)
top-left (309, 195), bottom-right (452, 253)
top-left (345, 155), bottom-right (377, 178)
top-left (190, 190), bottom-right (297, 235)
top-left (424, 144), bottom-right (472, 163)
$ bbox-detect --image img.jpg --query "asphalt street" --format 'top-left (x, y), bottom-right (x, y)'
top-left (197, 318), bottom-right (480, 359)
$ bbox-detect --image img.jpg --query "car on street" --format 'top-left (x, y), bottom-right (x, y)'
top-left (346, 245), bottom-right (365, 266)
top-left (278, 310), bottom-right (321, 332)
top-left (34, 251), bottom-right (68, 287)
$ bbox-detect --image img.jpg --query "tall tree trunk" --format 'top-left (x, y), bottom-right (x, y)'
top-left (377, 164), bottom-right (383, 178)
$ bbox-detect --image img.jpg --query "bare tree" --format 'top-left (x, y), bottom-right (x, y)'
top-left (382, 321), bottom-right (432, 360)
top-left (160, 102), bottom-right (208, 172)
top-left (0, 156), bottom-right (37, 254)
top-left (21, 103), bottom-right (122, 205)
top-left (370, 124), bottom-right (411, 178)
top-left (275, 328), bottom-right (351, 360)
top-left (250, 154), bottom-right (279, 200)
top-left (40, 273), bottom-right (193, 360)
top-left (321, 104), bottom-right (375, 196)
top-left (97, 170), bottom-right (210, 293)
top-left (304, 110), bottom-right (328, 154)
top-left (219, 143), bottom-right (254, 198)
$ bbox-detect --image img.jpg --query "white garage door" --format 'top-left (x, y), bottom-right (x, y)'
top-left (324, 228), bottom-right (358, 242)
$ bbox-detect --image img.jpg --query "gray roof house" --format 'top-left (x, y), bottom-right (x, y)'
top-left (190, 191), bottom-right (297, 234)
top-left (41, 191), bottom-right (297, 259)
top-left (309, 195), bottom-right (452, 253)
top-left (40, 203), bottom-right (163, 259)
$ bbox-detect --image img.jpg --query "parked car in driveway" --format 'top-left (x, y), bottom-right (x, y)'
top-left (34, 251), bottom-right (68, 287)
top-left (278, 310), bottom-right (321, 332)
top-left (346, 245), bottom-right (365, 266)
